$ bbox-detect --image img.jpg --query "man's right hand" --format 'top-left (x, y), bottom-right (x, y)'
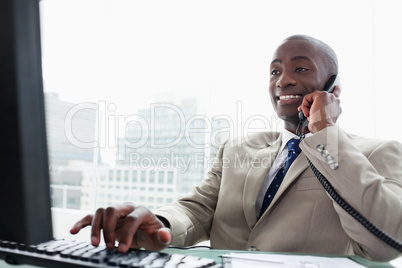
top-left (69, 202), bottom-right (172, 253)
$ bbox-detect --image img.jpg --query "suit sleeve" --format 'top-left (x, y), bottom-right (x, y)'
top-left (154, 141), bottom-right (226, 247)
top-left (300, 125), bottom-right (402, 261)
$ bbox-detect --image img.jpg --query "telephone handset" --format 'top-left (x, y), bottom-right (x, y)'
top-left (296, 74), bottom-right (340, 139)
top-left (298, 74), bottom-right (402, 252)
top-left (298, 74), bottom-right (340, 124)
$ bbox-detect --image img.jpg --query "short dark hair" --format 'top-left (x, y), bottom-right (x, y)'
top-left (285, 34), bottom-right (338, 75)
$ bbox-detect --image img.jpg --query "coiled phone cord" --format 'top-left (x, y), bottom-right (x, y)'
top-left (306, 157), bottom-right (402, 252)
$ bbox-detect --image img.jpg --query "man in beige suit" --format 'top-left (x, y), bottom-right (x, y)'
top-left (71, 35), bottom-right (402, 262)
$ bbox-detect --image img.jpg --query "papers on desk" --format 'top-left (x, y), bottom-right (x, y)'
top-left (222, 253), bottom-right (366, 268)
top-left (391, 255), bottom-right (402, 268)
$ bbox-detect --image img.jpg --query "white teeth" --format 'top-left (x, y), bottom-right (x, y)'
top-left (279, 95), bottom-right (302, 100)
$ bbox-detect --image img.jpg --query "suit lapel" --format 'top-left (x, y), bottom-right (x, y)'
top-left (242, 134), bottom-right (282, 230)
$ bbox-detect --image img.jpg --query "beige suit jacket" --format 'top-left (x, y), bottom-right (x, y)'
top-left (156, 126), bottom-right (402, 261)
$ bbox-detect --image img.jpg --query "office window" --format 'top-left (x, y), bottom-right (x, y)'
top-left (149, 173), bottom-right (155, 184)
top-left (132, 171), bottom-right (137, 183)
top-left (39, 0), bottom-right (402, 241)
top-left (158, 171), bottom-right (164, 183)
top-left (141, 171), bottom-right (146, 183)
top-left (141, 177), bottom-right (146, 184)
top-left (168, 171), bottom-right (174, 178)
top-left (167, 176), bottom-right (174, 185)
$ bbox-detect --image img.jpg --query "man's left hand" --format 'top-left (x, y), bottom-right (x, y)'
top-left (298, 85), bottom-right (342, 133)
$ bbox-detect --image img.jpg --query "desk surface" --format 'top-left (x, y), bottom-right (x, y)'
top-left (164, 247), bottom-right (395, 268)
top-left (0, 247), bottom-right (395, 268)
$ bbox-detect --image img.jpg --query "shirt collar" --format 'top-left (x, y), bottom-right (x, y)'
top-left (280, 128), bottom-right (312, 152)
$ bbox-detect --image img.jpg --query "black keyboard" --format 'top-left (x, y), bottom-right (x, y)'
top-left (0, 239), bottom-right (222, 268)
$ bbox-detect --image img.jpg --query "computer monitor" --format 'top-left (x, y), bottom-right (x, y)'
top-left (0, 0), bottom-right (53, 245)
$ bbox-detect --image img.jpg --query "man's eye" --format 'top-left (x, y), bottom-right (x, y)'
top-left (295, 67), bottom-right (309, 72)
top-left (271, 70), bottom-right (279, 75)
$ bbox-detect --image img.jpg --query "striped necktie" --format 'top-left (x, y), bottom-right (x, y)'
top-left (259, 138), bottom-right (301, 218)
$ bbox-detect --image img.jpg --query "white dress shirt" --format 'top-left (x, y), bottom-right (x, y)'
top-left (255, 129), bottom-right (312, 216)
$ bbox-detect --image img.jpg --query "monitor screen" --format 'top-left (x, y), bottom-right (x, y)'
top-left (0, 0), bottom-right (53, 245)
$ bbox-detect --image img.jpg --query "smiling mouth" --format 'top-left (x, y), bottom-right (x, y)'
top-left (277, 95), bottom-right (302, 100)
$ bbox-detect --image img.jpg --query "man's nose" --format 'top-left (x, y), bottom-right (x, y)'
top-left (276, 72), bottom-right (296, 88)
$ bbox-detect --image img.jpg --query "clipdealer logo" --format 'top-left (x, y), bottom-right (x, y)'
top-left (128, 151), bottom-right (281, 174)
top-left (64, 101), bottom-right (283, 152)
